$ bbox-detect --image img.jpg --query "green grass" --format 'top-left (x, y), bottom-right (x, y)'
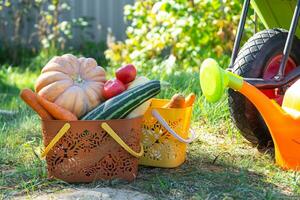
top-left (1, 64), bottom-right (300, 199)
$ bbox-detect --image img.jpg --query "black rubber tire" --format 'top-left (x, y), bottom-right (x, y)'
top-left (228, 28), bottom-right (300, 148)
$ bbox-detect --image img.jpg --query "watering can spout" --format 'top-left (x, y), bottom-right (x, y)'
top-left (200, 58), bottom-right (283, 112)
top-left (199, 58), bottom-right (286, 126)
top-left (199, 59), bottom-right (300, 169)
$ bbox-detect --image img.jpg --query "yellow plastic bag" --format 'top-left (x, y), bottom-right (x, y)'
top-left (139, 98), bottom-right (196, 168)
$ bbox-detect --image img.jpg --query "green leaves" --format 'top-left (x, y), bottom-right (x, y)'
top-left (106, 0), bottom-right (259, 70)
top-left (0, 0), bottom-right (11, 10)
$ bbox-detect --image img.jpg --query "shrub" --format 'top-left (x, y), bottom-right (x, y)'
top-left (105, 0), bottom-right (260, 70)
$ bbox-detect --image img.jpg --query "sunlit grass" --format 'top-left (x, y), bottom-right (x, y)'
top-left (0, 65), bottom-right (38, 110)
top-left (0, 65), bottom-right (38, 90)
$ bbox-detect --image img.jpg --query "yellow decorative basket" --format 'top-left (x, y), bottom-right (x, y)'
top-left (139, 98), bottom-right (196, 168)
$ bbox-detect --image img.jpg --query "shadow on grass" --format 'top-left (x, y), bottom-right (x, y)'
top-left (79, 146), bottom-right (296, 200)
top-left (128, 156), bottom-right (292, 199)
top-left (2, 154), bottom-right (292, 200)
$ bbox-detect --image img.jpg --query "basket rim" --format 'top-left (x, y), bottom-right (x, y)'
top-left (41, 116), bottom-right (143, 123)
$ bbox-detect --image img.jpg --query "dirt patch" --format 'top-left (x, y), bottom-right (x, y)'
top-left (15, 187), bottom-right (154, 200)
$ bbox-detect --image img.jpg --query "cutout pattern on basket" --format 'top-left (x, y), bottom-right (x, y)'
top-left (142, 118), bottom-right (184, 161)
top-left (46, 130), bottom-right (109, 171)
top-left (43, 124), bottom-right (140, 182)
top-left (81, 148), bottom-right (136, 179)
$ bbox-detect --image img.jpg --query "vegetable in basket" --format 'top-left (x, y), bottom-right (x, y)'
top-left (116, 64), bottom-right (137, 84)
top-left (35, 54), bottom-right (106, 118)
top-left (103, 64), bottom-right (137, 100)
top-left (163, 93), bottom-right (196, 108)
top-left (102, 79), bottom-right (126, 100)
top-left (163, 94), bottom-right (186, 108)
top-left (20, 89), bottom-right (53, 120)
top-left (36, 95), bottom-right (78, 121)
top-left (81, 80), bottom-right (161, 120)
top-left (126, 76), bottom-right (151, 119)
top-left (20, 88), bottom-right (77, 120)
top-left (185, 93), bottom-right (196, 107)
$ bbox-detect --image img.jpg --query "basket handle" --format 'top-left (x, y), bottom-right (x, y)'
top-left (101, 123), bottom-right (144, 158)
top-left (42, 122), bottom-right (143, 158)
top-left (41, 123), bottom-right (71, 158)
top-left (152, 109), bottom-right (197, 144)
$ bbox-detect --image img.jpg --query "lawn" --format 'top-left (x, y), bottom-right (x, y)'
top-left (1, 64), bottom-right (300, 200)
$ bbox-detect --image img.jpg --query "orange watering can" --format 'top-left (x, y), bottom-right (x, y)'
top-left (200, 58), bottom-right (300, 171)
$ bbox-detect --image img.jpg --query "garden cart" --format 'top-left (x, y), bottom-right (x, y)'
top-left (227, 0), bottom-right (300, 148)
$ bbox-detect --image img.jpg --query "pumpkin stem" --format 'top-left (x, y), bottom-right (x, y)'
top-left (74, 75), bottom-right (84, 85)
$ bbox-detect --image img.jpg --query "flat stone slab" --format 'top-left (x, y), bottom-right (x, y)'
top-left (16, 188), bottom-right (154, 200)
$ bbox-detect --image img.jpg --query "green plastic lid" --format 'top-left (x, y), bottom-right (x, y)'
top-left (200, 58), bottom-right (227, 103)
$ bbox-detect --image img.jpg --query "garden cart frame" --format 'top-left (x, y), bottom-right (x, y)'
top-left (227, 0), bottom-right (300, 148)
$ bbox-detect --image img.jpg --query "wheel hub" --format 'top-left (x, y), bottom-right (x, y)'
top-left (261, 55), bottom-right (297, 105)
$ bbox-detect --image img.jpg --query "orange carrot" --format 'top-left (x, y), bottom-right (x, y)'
top-left (163, 94), bottom-right (186, 108)
top-left (36, 95), bottom-right (78, 121)
top-left (185, 93), bottom-right (196, 107)
top-left (20, 89), bottom-right (53, 120)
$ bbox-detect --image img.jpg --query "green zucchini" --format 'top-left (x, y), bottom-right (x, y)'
top-left (81, 80), bottom-right (160, 120)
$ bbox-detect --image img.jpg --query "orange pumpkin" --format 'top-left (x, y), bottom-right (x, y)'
top-left (35, 54), bottom-right (106, 117)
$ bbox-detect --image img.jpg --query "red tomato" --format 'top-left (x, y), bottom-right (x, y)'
top-left (115, 64), bottom-right (137, 84)
top-left (103, 79), bottom-right (126, 99)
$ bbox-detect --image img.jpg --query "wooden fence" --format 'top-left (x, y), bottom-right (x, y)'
top-left (68, 0), bottom-right (134, 41)
top-left (0, 0), bottom-right (134, 48)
